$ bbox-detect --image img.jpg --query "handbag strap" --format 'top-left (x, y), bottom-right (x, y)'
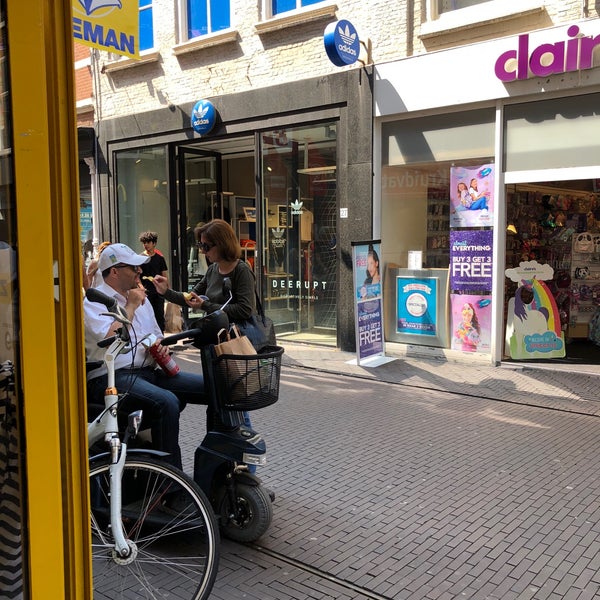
top-left (254, 289), bottom-right (266, 318)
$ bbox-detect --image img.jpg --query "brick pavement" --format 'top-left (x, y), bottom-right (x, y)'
top-left (175, 342), bottom-right (600, 600)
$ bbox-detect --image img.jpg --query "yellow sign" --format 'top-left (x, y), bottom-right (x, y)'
top-left (72, 0), bottom-right (139, 59)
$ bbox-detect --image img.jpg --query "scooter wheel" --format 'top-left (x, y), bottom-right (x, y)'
top-left (218, 483), bottom-right (273, 543)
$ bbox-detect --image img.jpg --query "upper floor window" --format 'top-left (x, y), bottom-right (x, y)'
top-left (140, 0), bottom-right (154, 51)
top-left (421, 0), bottom-right (545, 37)
top-left (185, 0), bottom-right (231, 38)
top-left (271, 0), bottom-right (323, 16)
top-left (437, 0), bottom-right (490, 15)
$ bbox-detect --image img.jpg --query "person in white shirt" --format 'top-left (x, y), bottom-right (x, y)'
top-left (84, 243), bottom-right (206, 469)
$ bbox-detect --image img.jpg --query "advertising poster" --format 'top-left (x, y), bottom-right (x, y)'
top-left (449, 229), bottom-right (493, 292)
top-left (450, 163), bottom-right (494, 228)
top-left (352, 241), bottom-right (385, 364)
top-left (357, 298), bottom-right (385, 361)
top-left (505, 261), bottom-right (565, 359)
top-left (396, 277), bottom-right (438, 336)
top-left (450, 294), bottom-right (492, 353)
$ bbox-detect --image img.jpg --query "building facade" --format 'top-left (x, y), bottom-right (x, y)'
top-left (90, 0), bottom-right (398, 351)
top-left (89, 0), bottom-right (600, 362)
top-left (375, 1), bottom-right (600, 366)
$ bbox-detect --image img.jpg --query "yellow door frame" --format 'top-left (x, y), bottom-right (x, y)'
top-left (8, 1), bottom-right (91, 597)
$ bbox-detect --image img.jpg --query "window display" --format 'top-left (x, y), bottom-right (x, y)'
top-left (504, 182), bottom-right (600, 345)
top-left (260, 123), bottom-right (337, 339)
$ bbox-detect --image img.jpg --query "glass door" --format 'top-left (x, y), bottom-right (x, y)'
top-left (176, 146), bottom-right (222, 295)
top-left (260, 123), bottom-right (337, 344)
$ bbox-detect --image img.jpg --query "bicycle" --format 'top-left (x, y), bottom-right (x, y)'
top-left (85, 288), bottom-right (219, 600)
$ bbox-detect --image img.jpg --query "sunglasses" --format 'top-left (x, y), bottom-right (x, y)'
top-left (114, 264), bottom-right (139, 271)
top-left (196, 241), bottom-right (215, 253)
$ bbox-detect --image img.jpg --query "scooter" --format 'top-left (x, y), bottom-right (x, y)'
top-left (161, 284), bottom-right (283, 542)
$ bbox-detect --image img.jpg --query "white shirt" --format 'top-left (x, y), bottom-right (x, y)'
top-left (84, 281), bottom-right (162, 380)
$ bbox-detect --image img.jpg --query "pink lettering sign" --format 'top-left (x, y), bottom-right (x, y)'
top-left (495, 25), bottom-right (600, 82)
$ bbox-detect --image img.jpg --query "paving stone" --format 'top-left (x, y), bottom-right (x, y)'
top-left (174, 342), bottom-right (600, 599)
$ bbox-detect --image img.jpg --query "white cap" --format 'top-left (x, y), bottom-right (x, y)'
top-left (97, 243), bottom-right (150, 272)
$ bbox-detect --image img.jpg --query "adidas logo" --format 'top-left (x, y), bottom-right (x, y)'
top-left (338, 24), bottom-right (356, 47)
top-left (290, 200), bottom-right (303, 214)
top-left (271, 227), bottom-right (286, 248)
top-left (192, 103), bottom-right (209, 119)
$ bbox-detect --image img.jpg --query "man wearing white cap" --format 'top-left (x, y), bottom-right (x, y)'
top-left (84, 243), bottom-right (206, 469)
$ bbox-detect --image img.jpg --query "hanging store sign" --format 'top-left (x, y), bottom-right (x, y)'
top-left (191, 100), bottom-right (217, 136)
top-left (324, 19), bottom-right (360, 67)
top-left (72, 0), bottom-right (139, 59)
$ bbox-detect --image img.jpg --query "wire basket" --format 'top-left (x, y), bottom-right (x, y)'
top-left (210, 345), bottom-right (284, 411)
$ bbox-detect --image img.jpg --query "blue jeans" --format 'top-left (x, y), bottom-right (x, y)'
top-left (87, 366), bottom-right (207, 469)
top-left (470, 197), bottom-right (488, 210)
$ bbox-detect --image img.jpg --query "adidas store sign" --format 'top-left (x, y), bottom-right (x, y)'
top-left (191, 100), bottom-right (217, 136)
top-left (324, 19), bottom-right (360, 67)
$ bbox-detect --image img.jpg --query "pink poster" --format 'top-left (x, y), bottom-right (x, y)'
top-left (450, 294), bottom-right (492, 353)
top-left (450, 164), bottom-right (494, 228)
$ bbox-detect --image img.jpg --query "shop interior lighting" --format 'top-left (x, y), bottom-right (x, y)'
top-left (296, 166), bottom-right (336, 175)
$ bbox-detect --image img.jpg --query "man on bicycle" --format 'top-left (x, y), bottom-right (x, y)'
top-left (84, 243), bottom-right (206, 469)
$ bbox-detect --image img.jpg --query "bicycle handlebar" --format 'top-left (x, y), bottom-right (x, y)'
top-left (86, 287), bottom-right (119, 313)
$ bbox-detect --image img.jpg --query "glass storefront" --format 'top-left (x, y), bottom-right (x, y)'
top-left (380, 97), bottom-right (600, 364)
top-left (112, 121), bottom-right (339, 343)
top-left (115, 145), bottom-right (171, 270)
top-left (381, 110), bottom-right (495, 271)
top-left (260, 123), bottom-right (337, 341)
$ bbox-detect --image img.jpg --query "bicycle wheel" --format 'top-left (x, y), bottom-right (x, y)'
top-left (89, 455), bottom-right (219, 600)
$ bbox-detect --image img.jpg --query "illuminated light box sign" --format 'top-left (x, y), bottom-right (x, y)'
top-left (324, 19), bottom-right (360, 67)
top-left (191, 100), bottom-right (218, 136)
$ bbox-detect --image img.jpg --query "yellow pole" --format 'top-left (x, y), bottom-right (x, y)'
top-left (8, 0), bottom-right (90, 597)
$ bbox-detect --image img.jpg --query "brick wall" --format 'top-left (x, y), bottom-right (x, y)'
top-left (93, 0), bottom-right (598, 120)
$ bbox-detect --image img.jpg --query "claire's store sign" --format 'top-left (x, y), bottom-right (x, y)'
top-left (495, 24), bottom-right (600, 82)
top-left (191, 100), bottom-right (217, 136)
top-left (324, 19), bottom-right (360, 67)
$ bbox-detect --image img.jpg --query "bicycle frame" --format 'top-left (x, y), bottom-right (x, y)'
top-left (87, 323), bottom-right (140, 557)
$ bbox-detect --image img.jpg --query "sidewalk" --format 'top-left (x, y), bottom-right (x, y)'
top-left (278, 341), bottom-right (600, 418)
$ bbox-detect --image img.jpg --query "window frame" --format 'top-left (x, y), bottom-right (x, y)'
top-left (139, 0), bottom-right (154, 52)
top-left (421, 0), bottom-right (545, 38)
top-left (264, 0), bottom-right (324, 19)
top-left (178, 0), bottom-right (232, 43)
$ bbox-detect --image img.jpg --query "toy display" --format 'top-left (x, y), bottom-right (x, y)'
top-left (505, 186), bottom-right (600, 341)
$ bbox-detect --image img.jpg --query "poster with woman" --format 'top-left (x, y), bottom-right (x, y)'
top-left (450, 164), bottom-right (495, 228)
top-left (450, 294), bottom-right (492, 353)
top-left (352, 241), bottom-right (386, 365)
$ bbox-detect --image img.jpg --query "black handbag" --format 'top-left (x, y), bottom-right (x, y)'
top-left (235, 291), bottom-right (276, 351)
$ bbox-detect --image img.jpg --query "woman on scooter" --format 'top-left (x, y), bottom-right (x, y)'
top-left (150, 219), bottom-right (257, 322)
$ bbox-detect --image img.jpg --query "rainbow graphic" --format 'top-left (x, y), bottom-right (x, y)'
top-left (530, 278), bottom-right (561, 337)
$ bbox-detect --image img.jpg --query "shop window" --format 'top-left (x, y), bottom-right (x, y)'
top-left (260, 123), bottom-right (337, 341)
top-left (140, 0), bottom-right (154, 51)
top-left (381, 110), bottom-right (494, 270)
top-left (504, 93), bottom-right (600, 173)
top-left (183, 0), bottom-right (230, 39)
top-left (115, 146), bottom-right (170, 271)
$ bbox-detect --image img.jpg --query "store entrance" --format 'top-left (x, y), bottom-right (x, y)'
top-left (173, 128), bottom-right (339, 347)
top-left (504, 179), bottom-right (600, 367)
